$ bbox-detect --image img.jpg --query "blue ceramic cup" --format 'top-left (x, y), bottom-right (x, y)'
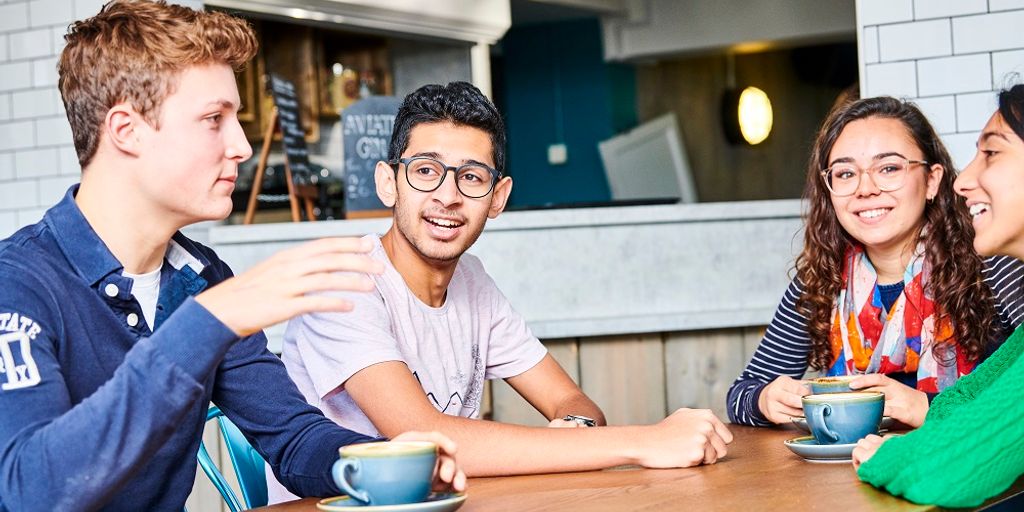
top-left (802, 391), bottom-right (883, 445)
top-left (809, 375), bottom-right (858, 394)
top-left (332, 441), bottom-right (437, 506)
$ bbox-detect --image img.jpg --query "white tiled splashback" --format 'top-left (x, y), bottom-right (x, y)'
top-left (859, 0), bottom-right (1024, 168)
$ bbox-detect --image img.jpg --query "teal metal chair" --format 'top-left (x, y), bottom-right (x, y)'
top-left (197, 405), bottom-right (269, 512)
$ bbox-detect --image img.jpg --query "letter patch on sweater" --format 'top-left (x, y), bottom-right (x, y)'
top-left (0, 312), bottom-right (42, 390)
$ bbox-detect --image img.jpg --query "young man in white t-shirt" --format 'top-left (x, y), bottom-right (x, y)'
top-left (269, 82), bottom-right (732, 501)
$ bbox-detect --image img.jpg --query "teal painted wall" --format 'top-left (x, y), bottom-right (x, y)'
top-left (499, 19), bottom-right (635, 207)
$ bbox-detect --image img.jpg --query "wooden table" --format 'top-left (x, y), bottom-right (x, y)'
top-left (256, 426), bottom-right (1024, 511)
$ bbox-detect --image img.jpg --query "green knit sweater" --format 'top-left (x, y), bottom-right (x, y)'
top-left (857, 325), bottom-right (1024, 507)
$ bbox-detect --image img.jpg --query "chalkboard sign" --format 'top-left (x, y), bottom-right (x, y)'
top-left (342, 96), bottom-right (402, 215)
top-left (267, 73), bottom-right (313, 186)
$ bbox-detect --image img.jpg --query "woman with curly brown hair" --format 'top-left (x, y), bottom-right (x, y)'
top-left (727, 96), bottom-right (1024, 428)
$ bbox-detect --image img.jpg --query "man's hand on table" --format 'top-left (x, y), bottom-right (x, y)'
top-left (634, 408), bottom-right (734, 468)
top-left (392, 431), bottom-right (467, 493)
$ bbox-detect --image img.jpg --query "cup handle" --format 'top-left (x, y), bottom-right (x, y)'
top-left (332, 458), bottom-right (370, 504)
top-left (807, 404), bottom-right (840, 443)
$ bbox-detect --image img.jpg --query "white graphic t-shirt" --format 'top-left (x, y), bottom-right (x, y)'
top-left (267, 234), bottom-right (547, 502)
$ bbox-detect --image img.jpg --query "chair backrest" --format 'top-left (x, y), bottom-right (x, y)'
top-left (197, 405), bottom-right (269, 512)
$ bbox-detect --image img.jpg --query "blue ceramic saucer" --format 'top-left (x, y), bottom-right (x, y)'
top-left (783, 435), bottom-right (856, 463)
top-left (317, 492), bottom-right (466, 512)
top-left (791, 415), bottom-right (893, 433)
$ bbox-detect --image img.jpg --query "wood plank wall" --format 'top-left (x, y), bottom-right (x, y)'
top-left (187, 326), bottom-right (767, 510)
top-left (491, 326), bottom-right (765, 426)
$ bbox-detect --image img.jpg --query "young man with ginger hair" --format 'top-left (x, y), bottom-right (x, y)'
top-left (0, 2), bottom-right (462, 510)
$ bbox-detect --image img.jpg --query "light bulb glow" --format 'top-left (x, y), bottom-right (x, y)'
top-left (737, 86), bottom-right (772, 145)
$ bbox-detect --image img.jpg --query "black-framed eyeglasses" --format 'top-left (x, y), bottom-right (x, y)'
top-left (389, 156), bottom-right (502, 199)
top-left (820, 157), bottom-right (930, 197)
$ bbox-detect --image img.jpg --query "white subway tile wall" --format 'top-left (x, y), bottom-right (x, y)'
top-left (878, 19), bottom-right (951, 61)
top-left (991, 0), bottom-right (1024, 11)
top-left (0, 179), bottom-right (38, 210)
top-left (865, 60), bottom-right (918, 98)
top-left (0, 152), bottom-right (13, 181)
top-left (0, 119), bottom-right (34, 151)
top-left (0, 0), bottom-right (80, 238)
top-left (953, 11), bottom-right (1024, 54)
top-left (12, 87), bottom-right (56, 119)
top-left (10, 28), bottom-right (52, 60)
top-left (911, 95), bottom-right (957, 134)
top-left (944, 131), bottom-right (984, 170)
top-left (14, 147), bottom-right (58, 179)
top-left (57, 144), bottom-right (78, 175)
top-left (73, 0), bottom-right (108, 21)
top-left (863, 26), bottom-right (880, 64)
top-left (956, 91), bottom-right (999, 132)
top-left (35, 115), bottom-right (72, 146)
top-left (0, 4), bottom-right (29, 34)
top-left (859, 0), bottom-right (914, 26)
top-left (913, 0), bottom-right (987, 20)
top-left (859, 0), bottom-right (1024, 168)
top-left (992, 49), bottom-right (1024, 86)
top-left (0, 61), bottom-right (32, 92)
top-left (29, 0), bottom-right (74, 28)
top-left (917, 54), bottom-right (991, 96)
top-left (50, 27), bottom-right (64, 54)
top-left (15, 206), bottom-right (47, 227)
top-left (0, 212), bottom-right (15, 236)
top-left (37, 174), bottom-right (76, 204)
top-left (0, 93), bottom-right (10, 121)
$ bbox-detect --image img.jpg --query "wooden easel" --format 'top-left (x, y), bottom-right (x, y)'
top-left (243, 107), bottom-right (317, 224)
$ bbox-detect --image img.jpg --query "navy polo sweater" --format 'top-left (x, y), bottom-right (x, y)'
top-left (0, 187), bottom-right (373, 511)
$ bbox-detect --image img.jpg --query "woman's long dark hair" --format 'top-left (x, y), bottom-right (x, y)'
top-left (999, 84), bottom-right (1024, 140)
top-left (797, 96), bottom-right (996, 371)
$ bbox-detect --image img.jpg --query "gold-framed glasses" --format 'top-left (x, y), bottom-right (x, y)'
top-left (821, 157), bottom-right (929, 197)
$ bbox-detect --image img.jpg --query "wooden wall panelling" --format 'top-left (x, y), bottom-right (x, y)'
top-left (578, 334), bottom-right (666, 425)
top-left (490, 338), bottom-right (580, 426)
top-left (664, 328), bottom-right (749, 421)
top-left (742, 324), bottom-right (821, 380)
top-left (742, 326), bottom-right (765, 364)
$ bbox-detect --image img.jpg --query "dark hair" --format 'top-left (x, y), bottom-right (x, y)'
top-left (797, 96), bottom-right (995, 370)
top-left (388, 82), bottom-right (506, 173)
top-left (998, 84), bottom-right (1024, 141)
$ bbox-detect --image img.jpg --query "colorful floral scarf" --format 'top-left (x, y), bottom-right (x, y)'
top-left (827, 244), bottom-right (971, 393)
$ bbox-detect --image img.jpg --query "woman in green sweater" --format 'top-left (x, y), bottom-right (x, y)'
top-left (852, 84), bottom-right (1024, 507)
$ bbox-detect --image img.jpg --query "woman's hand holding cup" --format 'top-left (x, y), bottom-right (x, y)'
top-left (849, 374), bottom-right (929, 427)
top-left (757, 376), bottom-right (811, 424)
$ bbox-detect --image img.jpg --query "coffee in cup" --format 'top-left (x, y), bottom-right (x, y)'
top-left (331, 441), bottom-right (437, 506)
top-left (801, 391), bottom-right (883, 445)
top-left (808, 375), bottom-right (858, 394)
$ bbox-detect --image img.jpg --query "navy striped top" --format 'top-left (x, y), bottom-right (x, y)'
top-left (727, 255), bottom-right (1024, 426)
